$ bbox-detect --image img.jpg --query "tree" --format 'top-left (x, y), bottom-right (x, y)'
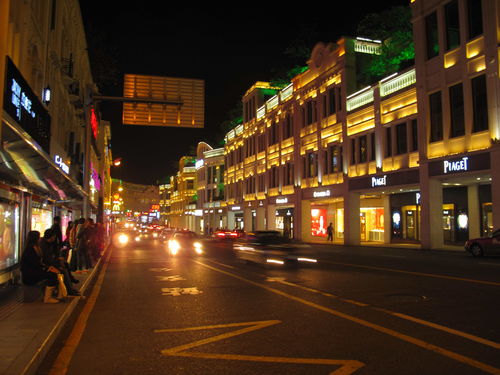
top-left (356, 6), bottom-right (415, 78)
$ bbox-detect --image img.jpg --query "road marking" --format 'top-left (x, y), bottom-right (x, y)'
top-left (205, 259), bottom-right (235, 269)
top-left (48, 245), bottom-right (113, 375)
top-left (266, 275), bottom-right (500, 350)
top-left (161, 287), bottom-right (203, 296)
top-left (156, 275), bottom-right (186, 282)
top-left (149, 267), bottom-right (173, 272)
top-left (322, 260), bottom-right (500, 286)
top-left (195, 260), bottom-right (500, 375)
top-left (156, 320), bottom-right (364, 374)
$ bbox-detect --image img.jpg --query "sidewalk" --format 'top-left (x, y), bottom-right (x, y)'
top-left (0, 260), bottom-right (102, 375)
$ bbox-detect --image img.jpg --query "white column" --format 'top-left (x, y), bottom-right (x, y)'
top-left (383, 194), bottom-right (391, 244)
top-left (344, 192), bottom-right (360, 246)
top-left (301, 200), bottom-right (311, 243)
top-left (256, 207), bottom-right (266, 230)
top-left (243, 208), bottom-right (252, 232)
top-left (267, 204), bottom-right (276, 230)
top-left (467, 184), bottom-right (480, 239)
top-left (421, 178), bottom-right (443, 249)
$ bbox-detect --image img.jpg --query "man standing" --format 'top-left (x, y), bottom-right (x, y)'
top-left (327, 223), bottom-right (333, 242)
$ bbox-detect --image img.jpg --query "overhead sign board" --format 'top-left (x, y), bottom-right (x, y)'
top-left (122, 74), bottom-right (204, 128)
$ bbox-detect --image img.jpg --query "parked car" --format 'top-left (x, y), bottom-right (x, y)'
top-left (168, 230), bottom-right (204, 256)
top-left (233, 230), bottom-right (316, 266)
top-left (465, 229), bottom-right (500, 257)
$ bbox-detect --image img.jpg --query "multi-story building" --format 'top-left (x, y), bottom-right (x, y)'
top-left (196, 142), bottom-right (225, 234)
top-left (0, 0), bottom-right (108, 285)
top-left (159, 183), bottom-right (171, 226)
top-left (412, 0), bottom-right (500, 249)
top-left (223, 0), bottom-right (499, 250)
top-left (110, 179), bottom-right (159, 223)
top-left (168, 156), bottom-right (197, 230)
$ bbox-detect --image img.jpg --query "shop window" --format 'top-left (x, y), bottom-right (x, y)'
top-left (370, 133), bottom-right (376, 161)
top-left (328, 87), bottom-right (336, 115)
top-left (396, 123), bottom-right (407, 155)
top-left (351, 139), bottom-right (356, 164)
top-left (311, 208), bottom-right (327, 237)
top-left (425, 11), bottom-right (439, 59)
top-left (359, 135), bottom-right (367, 163)
top-left (360, 207), bottom-right (384, 242)
top-left (410, 119), bottom-right (418, 152)
top-left (445, 0), bottom-right (460, 51)
top-left (386, 127), bottom-right (392, 157)
top-left (467, 0), bottom-right (483, 40)
top-left (0, 199), bottom-right (20, 273)
top-left (449, 83), bottom-right (465, 138)
top-left (429, 91), bottom-right (443, 142)
top-left (471, 74), bottom-right (488, 133)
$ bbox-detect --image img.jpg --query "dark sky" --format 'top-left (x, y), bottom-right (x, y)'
top-left (79, 2), bottom-right (409, 185)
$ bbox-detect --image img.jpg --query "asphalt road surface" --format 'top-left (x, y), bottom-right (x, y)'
top-left (37, 239), bottom-right (500, 375)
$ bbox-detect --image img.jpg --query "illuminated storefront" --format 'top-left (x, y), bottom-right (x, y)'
top-left (31, 200), bottom-right (54, 234)
top-left (0, 188), bottom-right (21, 280)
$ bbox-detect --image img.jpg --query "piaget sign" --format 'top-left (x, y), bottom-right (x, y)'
top-left (443, 156), bottom-right (468, 174)
top-left (313, 190), bottom-right (331, 198)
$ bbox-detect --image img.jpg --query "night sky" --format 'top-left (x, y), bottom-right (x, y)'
top-left (79, 1), bottom-right (409, 185)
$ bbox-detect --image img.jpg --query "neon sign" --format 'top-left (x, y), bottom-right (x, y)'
top-left (371, 175), bottom-right (387, 187)
top-left (54, 155), bottom-right (70, 174)
top-left (444, 157), bottom-right (468, 174)
top-left (313, 190), bottom-right (331, 198)
top-left (90, 107), bottom-right (99, 139)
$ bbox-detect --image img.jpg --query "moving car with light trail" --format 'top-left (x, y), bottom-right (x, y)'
top-left (233, 230), bottom-right (316, 266)
top-left (168, 230), bottom-right (204, 256)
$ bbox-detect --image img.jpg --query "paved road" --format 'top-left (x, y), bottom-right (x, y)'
top-left (37, 240), bottom-right (500, 375)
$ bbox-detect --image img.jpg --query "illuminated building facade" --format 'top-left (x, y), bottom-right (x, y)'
top-left (0, 0), bottom-right (106, 285)
top-left (223, 0), bottom-right (499, 249)
top-left (196, 142), bottom-right (226, 233)
top-left (412, 0), bottom-right (500, 248)
top-left (167, 156), bottom-right (197, 231)
top-left (159, 183), bottom-right (171, 226)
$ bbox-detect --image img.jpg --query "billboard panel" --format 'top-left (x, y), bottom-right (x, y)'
top-left (122, 74), bottom-right (204, 128)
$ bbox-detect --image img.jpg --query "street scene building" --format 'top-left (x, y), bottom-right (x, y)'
top-left (0, 0), bottom-right (112, 285)
top-left (163, 0), bottom-right (500, 251)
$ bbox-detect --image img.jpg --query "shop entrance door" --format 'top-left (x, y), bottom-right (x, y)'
top-left (283, 215), bottom-right (293, 238)
top-left (406, 210), bottom-right (416, 240)
top-left (360, 212), bottom-right (366, 241)
top-left (443, 207), bottom-right (455, 242)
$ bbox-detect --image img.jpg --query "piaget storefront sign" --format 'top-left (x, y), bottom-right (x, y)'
top-left (429, 152), bottom-right (490, 177)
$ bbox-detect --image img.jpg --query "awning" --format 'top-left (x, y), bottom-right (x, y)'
top-left (0, 113), bottom-right (87, 205)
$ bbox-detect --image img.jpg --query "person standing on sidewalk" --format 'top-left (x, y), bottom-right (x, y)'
top-left (327, 223), bottom-right (334, 242)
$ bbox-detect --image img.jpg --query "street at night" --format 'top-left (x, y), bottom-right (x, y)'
top-left (35, 241), bottom-right (500, 375)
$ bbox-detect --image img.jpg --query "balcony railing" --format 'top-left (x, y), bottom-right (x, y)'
top-left (346, 87), bottom-right (374, 111)
top-left (380, 69), bottom-right (416, 97)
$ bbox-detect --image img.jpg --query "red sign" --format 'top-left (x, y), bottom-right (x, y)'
top-left (311, 208), bottom-right (327, 237)
top-left (90, 107), bottom-right (99, 139)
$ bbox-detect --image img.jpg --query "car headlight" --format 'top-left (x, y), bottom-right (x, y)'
top-left (169, 240), bottom-right (180, 255)
top-left (135, 236), bottom-right (140, 242)
top-left (194, 242), bottom-right (203, 254)
top-left (118, 233), bottom-right (129, 245)
top-left (153, 232), bottom-right (158, 238)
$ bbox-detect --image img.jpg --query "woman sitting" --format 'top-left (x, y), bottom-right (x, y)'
top-left (20, 231), bottom-right (60, 303)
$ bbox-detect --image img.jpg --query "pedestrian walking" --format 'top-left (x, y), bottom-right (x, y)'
top-left (327, 223), bottom-right (333, 242)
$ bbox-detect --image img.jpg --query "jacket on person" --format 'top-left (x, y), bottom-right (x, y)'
top-left (20, 245), bottom-right (49, 285)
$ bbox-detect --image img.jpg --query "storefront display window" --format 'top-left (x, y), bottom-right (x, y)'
top-left (360, 207), bottom-right (384, 242)
top-left (482, 203), bottom-right (493, 237)
top-left (0, 199), bottom-right (20, 272)
top-left (31, 203), bottom-right (53, 234)
top-left (311, 208), bottom-right (327, 237)
top-left (336, 209), bottom-right (344, 239)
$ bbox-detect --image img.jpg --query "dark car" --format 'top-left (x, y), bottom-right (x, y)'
top-left (465, 229), bottom-right (500, 257)
top-left (233, 230), bottom-right (316, 266)
top-left (168, 231), bottom-right (204, 256)
top-left (159, 229), bottom-right (175, 242)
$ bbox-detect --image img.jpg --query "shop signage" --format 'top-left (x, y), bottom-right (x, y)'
top-left (276, 197), bottom-right (288, 204)
top-left (429, 152), bottom-right (490, 176)
top-left (54, 155), bottom-right (70, 174)
top-left (3, 57), bottom-right (51, 153)
top-left (231, 206), bottom-right (241, 211)
top-left (444, 157), bottom-right (468, 174)
top-left (349, 170), bottom-right (419, 191)
top-left (416, 192), bottom-right (421, 205)
top-left (371, 175), bottom-right (387, 187)
top-left (313, 190), bottom-right (331, 198)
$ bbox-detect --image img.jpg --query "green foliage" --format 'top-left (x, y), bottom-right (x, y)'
top-left (357, 6), bottom-right (415, 78)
